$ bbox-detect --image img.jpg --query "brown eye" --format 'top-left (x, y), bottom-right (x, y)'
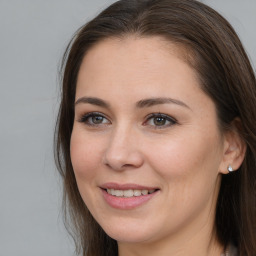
top-left (144, 113), bottom-right (177, 129)
top-left (153, 116), bottom-right (167, 126)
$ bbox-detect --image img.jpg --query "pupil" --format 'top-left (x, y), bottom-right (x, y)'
top-left (154, 117), bottom-right (166, 126)
top-left (93, 116), bottom-right (103, 124)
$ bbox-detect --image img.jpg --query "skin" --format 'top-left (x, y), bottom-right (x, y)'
top-left (70, 36), bottom-right (245, 256)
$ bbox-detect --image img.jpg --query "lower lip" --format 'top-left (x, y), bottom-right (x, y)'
top-left (101, 189), bottom-right (159, 210)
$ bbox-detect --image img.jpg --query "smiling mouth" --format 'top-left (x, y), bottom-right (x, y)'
top-left (101, 184), bottom-right (160, 209)
top-left (103, 188), bottom-right (159, 197)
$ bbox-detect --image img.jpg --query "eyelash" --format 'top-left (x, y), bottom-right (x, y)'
top-left (78, 112), bottom-right (177, 129)
top-left (78, 112), bottom-right (110, 127)
top-left (143, 113), bottom-right (177, 129)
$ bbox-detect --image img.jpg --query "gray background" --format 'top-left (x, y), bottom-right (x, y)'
top-left (0, 1), bottom-right (255, 256)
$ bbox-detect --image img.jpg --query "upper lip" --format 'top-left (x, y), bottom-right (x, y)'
top-left (100, 182), bottom-right (159, 190)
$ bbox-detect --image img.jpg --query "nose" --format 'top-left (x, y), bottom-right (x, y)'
top-left (102, 126), bottom-right (144, 171)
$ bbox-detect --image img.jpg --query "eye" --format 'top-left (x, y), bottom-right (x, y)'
top-left (144, 113), bottom-right (177, 128)
top-left (78, 112), bottom-right (110, 126)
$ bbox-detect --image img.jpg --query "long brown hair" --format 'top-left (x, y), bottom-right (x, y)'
top-left (55, 0), bottom-right (256, 255)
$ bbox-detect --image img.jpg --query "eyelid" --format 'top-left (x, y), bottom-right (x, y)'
top-left (78, 111), bottom-right (111, 125)
top-left (145, 113), bottom-right (177, 121)
top-left (143, 113), bottom-right (177, 128)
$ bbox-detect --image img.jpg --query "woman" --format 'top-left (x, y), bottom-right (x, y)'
top-left (55, 0), bottom-right (256, 255)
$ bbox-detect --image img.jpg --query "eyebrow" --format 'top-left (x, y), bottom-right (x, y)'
top-left (136, 97), bottom-right (191, 109)
top-left (75, 96), bottom-right (191, 110)
top-left (75, 97), bottom-right (110, 108)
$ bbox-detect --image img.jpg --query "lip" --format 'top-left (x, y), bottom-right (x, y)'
top-left (100, 183), bottom-right (160, 210)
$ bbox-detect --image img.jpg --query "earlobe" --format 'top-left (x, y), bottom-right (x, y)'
top-left (219, 119), bottom-right (246, 174)
top-left (227, 164), bottom-right (234, 173)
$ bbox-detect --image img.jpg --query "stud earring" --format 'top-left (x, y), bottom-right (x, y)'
top-left (227, 165), bottom-right (233, 172)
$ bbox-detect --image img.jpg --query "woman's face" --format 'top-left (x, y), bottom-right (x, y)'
top-left (70, 37), bottom-right (225, 244)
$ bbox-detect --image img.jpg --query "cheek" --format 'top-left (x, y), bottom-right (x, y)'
top-left (70, 129), bottom-right (106, 213)
top-left (144, 133), bottom-right (222, 229)
top-left (70, 129), bottom-right (103, 181)
top-left (145, 129), bottom-right (223, 196)
top-left (153, 128), bottom-right (221, 170)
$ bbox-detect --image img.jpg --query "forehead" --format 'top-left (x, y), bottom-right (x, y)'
top-left (76, 36), bottom-right (199, 96)
top-left (81, 35), bottom-right (194, 70)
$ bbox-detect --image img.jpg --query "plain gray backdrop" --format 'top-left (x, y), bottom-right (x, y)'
top-left (0, 1), bottom-right (255, 256)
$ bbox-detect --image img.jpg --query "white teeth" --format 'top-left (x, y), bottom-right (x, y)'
top-left (106, 188), bottom-right (156, 197)
top-left (133, 190), bottom-right (142, 196)
top-left (142, 189), bottom-right (148, 195)
top-left (115, 190), bottom-right (124, 197)
top-left (123, 189), bottom-right (133, 197)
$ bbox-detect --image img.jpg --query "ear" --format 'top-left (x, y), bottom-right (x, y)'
top-left (219, 119), bottom-right (247, 174)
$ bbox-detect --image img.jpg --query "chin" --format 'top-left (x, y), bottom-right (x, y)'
top-left (99, 218), bottom-right (157, 243)
top-left (106, 229), bottom-right (151, 243)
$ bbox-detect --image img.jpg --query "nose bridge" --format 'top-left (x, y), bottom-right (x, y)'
top-left (111, 124), bottom-right (131, 150)
top-left (103, 122), bottom-right (143, 171)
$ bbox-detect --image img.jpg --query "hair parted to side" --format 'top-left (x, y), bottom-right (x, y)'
top-left (54, 0), bottom-right (256, 255)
